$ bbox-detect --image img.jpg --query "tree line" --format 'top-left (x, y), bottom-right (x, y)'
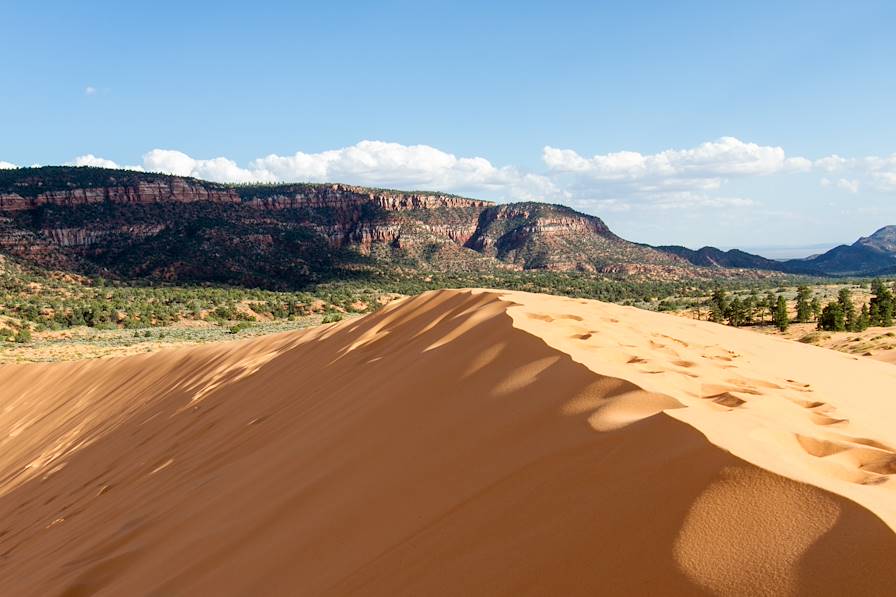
top-left (704, 279), bottom-right (895, 333)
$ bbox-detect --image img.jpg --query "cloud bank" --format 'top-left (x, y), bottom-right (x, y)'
top-left (544, 137), bottom-right (811, 179)
top-left (13, 137), bottom-right (883, 215)
top-left (816, 154), bottom-right (896, 192)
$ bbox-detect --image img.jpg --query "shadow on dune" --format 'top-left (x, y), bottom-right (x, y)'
top-left (0, 290), bottom-right (893, 596)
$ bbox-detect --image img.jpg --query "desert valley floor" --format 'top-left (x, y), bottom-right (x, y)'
top-left (0, 289), bottom-right (895, 596)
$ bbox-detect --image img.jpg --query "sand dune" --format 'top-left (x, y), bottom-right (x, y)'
top-left (0, 289), bottom-right (894, 596)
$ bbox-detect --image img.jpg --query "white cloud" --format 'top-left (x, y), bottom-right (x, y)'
top-left (837, 178), bottom-right (860, 193)
top-left (142, 149), bottom-right (277, 184)
top-left (628, 193), bottom-right (756, 211)
top-left (540, 137), bottom-right (812, 210)
top-left (70, 154), bottom-right (127, 169)
top-left (249, 140), bottom-right (557, 200)
top-left (71, 141), bottom-right (556, 200)
top-left (815, 155), bottom-right (848, 172)
top-left (544, 137), bottom-right (811, 180)
top-left (814, 153), bottom-right (896, 191)
top-left (0, 161), bottom-right (18, 170)
top-left (85, 86), bottom-right (97, 96)
top-left (65, 138), bottom-right (896, 213)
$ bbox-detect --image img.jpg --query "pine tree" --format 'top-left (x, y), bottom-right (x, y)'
top-left (856, 303), bottom-right (871, 332)
top-left (837, 288), bottom-right (856, 331)
top-left (870, 301), bottom-right (880, 326)
top-left (869, 279), bottom-right (894, 326)
top-left (709, 288), bottom-right (729, 323)
top-left (810, 297), bottom-right (822, 321)
top-left (764, 291), bottom-right (776, 324)
top-left (726, 297), bottom-right (745, 327)
top-left (743, 294), bottom-right (756, 325)
top-left (774, 295), bottom-right (789, 331)
top-left (818, 301), bottom-right (846, 331)
top-left (795, 286), bottom-right (813, 323)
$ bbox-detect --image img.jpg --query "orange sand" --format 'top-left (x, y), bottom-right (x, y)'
top-left (0, 289), bottom-right (894, 596)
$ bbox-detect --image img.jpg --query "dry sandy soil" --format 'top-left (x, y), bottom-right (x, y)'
top-left (761, 321), bottom-right (896, 366)
top-left (0, 289), bottom-right (894, 596)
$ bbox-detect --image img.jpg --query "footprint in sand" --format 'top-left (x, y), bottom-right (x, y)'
top-left (656, 334), bottom-right (689, 348)
top-left (727, 377), bottom-right (783, 391)
top-left (557, 314), bottom-right (583, 321)
top-left (785, 379), bottom-right (813, 392)
top-left (810, 413), bottom-right (849, 426)
top-left (527, 313), bottom-right (554, 322)
top-left (703, 392), bottom-right (747, 408)
top-left (700, 384), bottom-right (755, 409)
top-left (794, 433), bottom-right (896, 483)
top-left (788, 397), bottom-right (827, 410)
top-left (648, 340), bottom-right (681, 358)
top-left (672, 360), bottom-right (696, 368)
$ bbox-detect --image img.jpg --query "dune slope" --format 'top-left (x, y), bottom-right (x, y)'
top-left (0, 289), bottom-right (894, 596)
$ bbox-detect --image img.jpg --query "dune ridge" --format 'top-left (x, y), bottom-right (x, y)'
top-left (0, 289), bottom-right (894, 596)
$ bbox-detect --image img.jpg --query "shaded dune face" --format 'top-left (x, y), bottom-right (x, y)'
top-left (0, 290), bottom-right (893, 596)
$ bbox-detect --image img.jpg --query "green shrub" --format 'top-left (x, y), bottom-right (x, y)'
top-left (321, 312), bottom-right (343, 324)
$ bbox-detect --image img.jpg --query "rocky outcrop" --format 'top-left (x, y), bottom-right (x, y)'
top-left (464, 202), bottom-right (682, 271)
top-left (45, 225), bottom-right (167, 247)
top-left (0, 180), bottom-right (241, 211)
top-left (240, 185), bottom-right (489, 212)
top-left (0, 179), bottom-right (488, 214)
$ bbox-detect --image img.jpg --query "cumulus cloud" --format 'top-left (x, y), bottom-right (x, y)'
top-left (544, 136), bottom-right (811, 180)
top-left (537, 137), bottom-right (817, 210)
top-left (820, 176), bottom-right (862, 192)
top-left (249, 141), bottom-right (558, 200)
top-left (0, 161), bottom-right (18, 170)
top-left (815, 153), bottom-right (896, 191)
top-left (70, 154), bottom-right (127, 169)
top-left (537, 136), bottom-right (810, 209)
top-left (143, 150), bottom-right (278, 184)
top-left (652, 194), bottom-right (757, 210)
top-left (67, 137), bottom-right (896, 213)
top-left (70, 142), bottom-right (557, 201)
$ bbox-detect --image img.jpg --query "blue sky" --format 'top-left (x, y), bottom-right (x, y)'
top-left (2, 1), bottom-right (895, 253)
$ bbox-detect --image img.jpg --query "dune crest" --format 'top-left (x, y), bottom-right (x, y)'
top-left (0, 289), bottom-right (894, 596)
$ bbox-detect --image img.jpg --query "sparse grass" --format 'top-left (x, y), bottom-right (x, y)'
top-left (0, 315), bottom-right (340, 363)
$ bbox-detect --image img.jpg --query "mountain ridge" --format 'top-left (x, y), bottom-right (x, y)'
top-left (0, 166), bottom-right (892, 284)
top-left (659, 225), bottom-right (896, 276)
top-left (0, 167), bottom-right (697, 287)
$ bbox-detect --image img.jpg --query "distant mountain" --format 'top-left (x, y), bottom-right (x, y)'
top-left (657, 226), bottom-right (896, 277)
top-left (655, 245), bottom-right (783, 270)
top-left (789, 226), bottom-right (896, 276)
top-left (0, 166), bottom-right (703, 289)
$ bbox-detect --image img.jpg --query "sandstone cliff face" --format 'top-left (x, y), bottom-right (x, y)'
top-left (463, 203), bottom-right (684, 271)
top-left (0, 167), bottom-right (699, 286)
top-left (240, 185), bottom-right (489, 212)
top-left (44, 225), bottom-right (168, 247)
top-left (466, 203), bottom-right (615, 253)
top-left (0, 176), bottom-right (489, 259)
top-left (0, 180), bottom-right (240, 211)
top-left (0, 180), bottom-right (488, 213)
